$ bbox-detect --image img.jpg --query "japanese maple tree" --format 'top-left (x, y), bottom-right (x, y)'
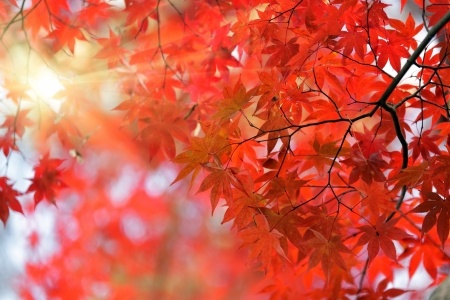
top-left (0, 0), bottom-right (450, 298)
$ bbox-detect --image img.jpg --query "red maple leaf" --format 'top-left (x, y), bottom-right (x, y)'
top-left (95, 29), bottom-right (127, 68)
top-left (410, 129), bottom-right (442, 161)
top-left (27, 155), bottom-right (66, 206)
top-left (358, 277), bottom-right (407, 299)
top-left (427, 0), bottom-right (450, 27)
top-left (412, 192), bottom-right (450, 246)
top-left (0, 131), bottom-right (18, 156)
top-left (376, 31), bottom-right (411, 72)
top-left (76, 2), bottom-right (112, 28)
top-left (213, 78), bottom-right (255, 121)
top-left (305, 230), bottom-right (351, 280)
top-left (342, 151), bottom-right (389, 185)
top-left (46, 20), bottom-right (87, 53)
top-left (197, 166), bottom-right (249, 213)
top-left (223, 192), bottom-right (266, 230)
top-left (389, 14), bottom-right (423, 49)
top-left (0, 177), bottom-right (23, 225)
top-left (239, 214), bottom-right (288, 271)
top-left (1, 109), bottom-right (33, 138)
top-left (24, 0), bottom-right (70, 37)
top-left (357, 182), bottom-right (396, 216)
top-left (355, 215), bottom-right (411, 265)
top-left (335, 29), bottom-right (368, 60)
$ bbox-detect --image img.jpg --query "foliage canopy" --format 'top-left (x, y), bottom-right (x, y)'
top-left (1, 0), bottom-right (450, 298)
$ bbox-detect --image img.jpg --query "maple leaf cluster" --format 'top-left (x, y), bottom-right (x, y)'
top-left (0, 154), bottom-right (65, 225)
top-left (0, 0), bottom-right (450, 298)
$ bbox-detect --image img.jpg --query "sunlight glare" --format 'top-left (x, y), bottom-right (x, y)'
top-left (28, 65), bottom-right (63, 100)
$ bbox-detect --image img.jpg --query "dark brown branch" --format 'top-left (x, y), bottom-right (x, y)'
top-left (381, 10), bottom-right (450, 221)
top-left (385, 10), bottom-right (450, 109)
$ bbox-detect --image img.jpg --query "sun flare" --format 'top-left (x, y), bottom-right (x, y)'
top-left (28, 65), bottom-right (63, 100)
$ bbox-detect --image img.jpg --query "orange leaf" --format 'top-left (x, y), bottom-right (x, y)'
top-left (239, 214), bottom-right (288, 272)
top-left (303, 230), bottom-right (351, 281)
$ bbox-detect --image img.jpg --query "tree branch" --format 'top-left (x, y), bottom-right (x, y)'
top-left (381, 11), bottom-right (450, 221)
top-left (380, 10), bottom-right (450, 108)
